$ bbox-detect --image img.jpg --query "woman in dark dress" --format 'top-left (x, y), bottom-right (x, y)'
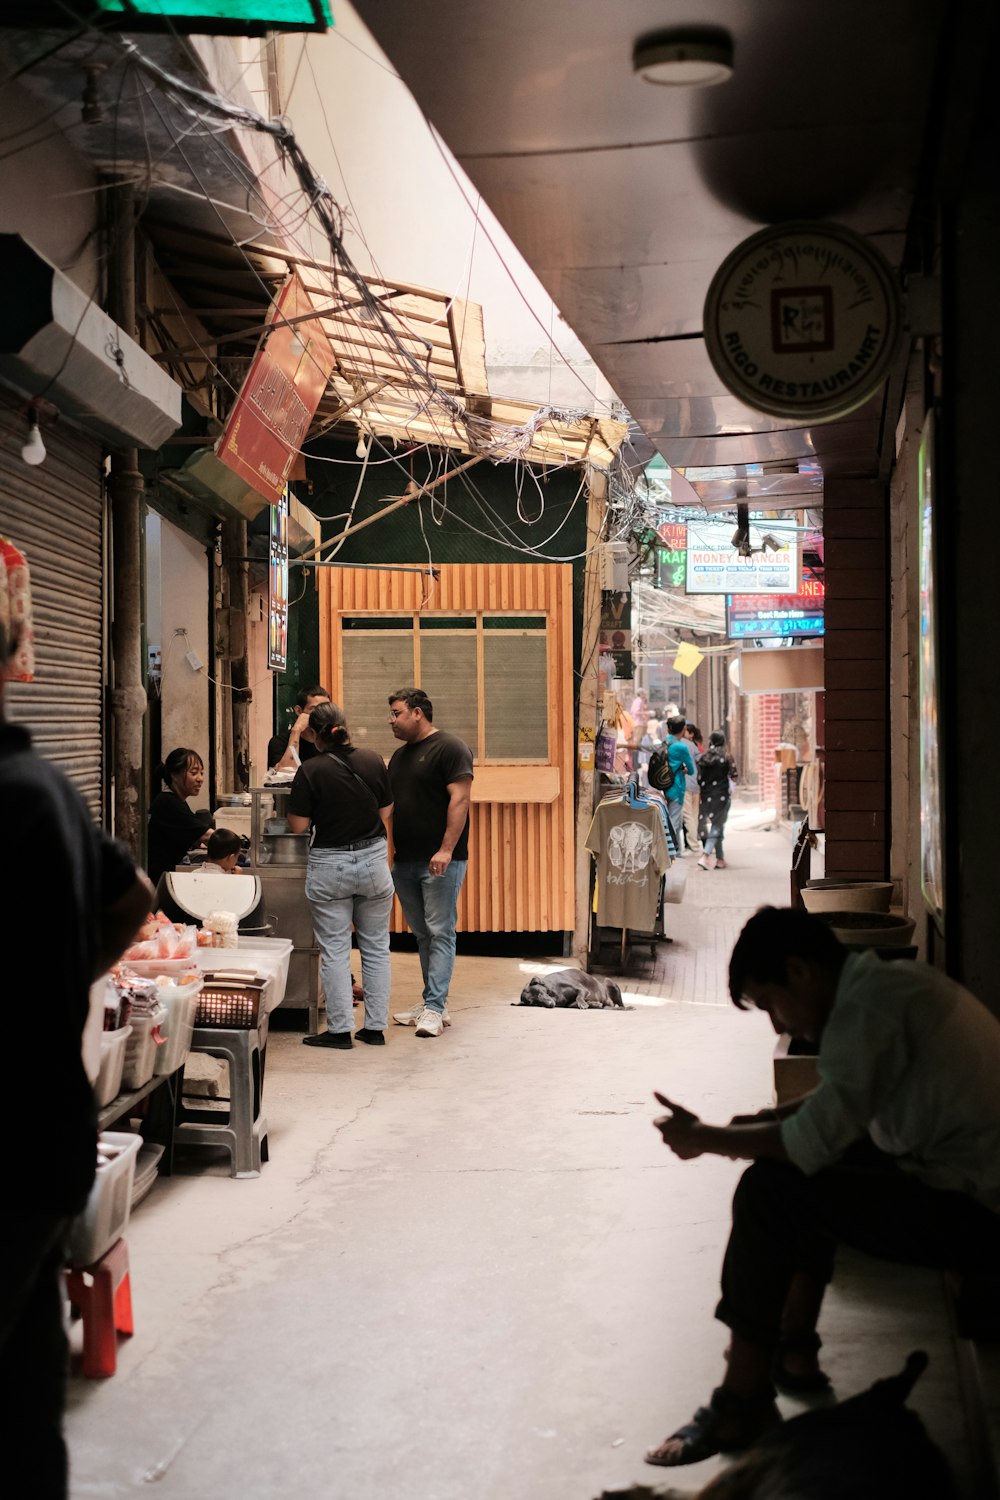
top-left (697, 731), bottom-right (738, 871)
top-left (147, 747), bottom-right (214, 885)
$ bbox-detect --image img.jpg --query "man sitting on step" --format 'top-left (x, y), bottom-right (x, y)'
top-left (645, 905), bottom-right (1000, 1468)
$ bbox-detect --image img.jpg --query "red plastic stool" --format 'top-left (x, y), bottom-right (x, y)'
top-left (65, 1237), bottom-right (134, 1378)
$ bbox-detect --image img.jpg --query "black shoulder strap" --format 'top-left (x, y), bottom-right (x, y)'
top-left (325, 751), bottom-right (384, 834)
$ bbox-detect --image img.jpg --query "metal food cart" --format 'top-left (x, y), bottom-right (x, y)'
top-left (244, 786), bottom-right (322, 1033)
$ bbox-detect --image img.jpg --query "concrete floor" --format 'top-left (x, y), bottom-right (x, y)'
top-left (67, 817), bottom-right (973, 1499)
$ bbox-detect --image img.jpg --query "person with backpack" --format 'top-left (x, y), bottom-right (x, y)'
top-left (648, 713), bottom-right (696, 854)
top-left (697, 730), bottom-right (738, 869)
top-left (682, 722), bottom-right (704, 854)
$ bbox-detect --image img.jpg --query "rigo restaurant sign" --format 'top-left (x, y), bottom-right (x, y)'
top-left (704, 221), bottom-right (902, 422)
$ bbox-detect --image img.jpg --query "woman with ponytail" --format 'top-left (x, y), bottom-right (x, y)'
top-left (287, 701), bottom-right (394, 1049)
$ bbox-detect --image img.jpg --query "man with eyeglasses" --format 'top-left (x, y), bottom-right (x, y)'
top-left (386, 689), bottom-right (473, 1038)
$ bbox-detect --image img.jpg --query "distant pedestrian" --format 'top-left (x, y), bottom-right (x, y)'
top-left (387, 689), bottom-right (473, 1039)
top-left (650, 714), bottom-right (696, 854)
top-left (697, 731), bottom-right (738, 870)
top-left (682, 723), bottom-right (703, 854)
top-left (629, 690), bottom-right (649, 734)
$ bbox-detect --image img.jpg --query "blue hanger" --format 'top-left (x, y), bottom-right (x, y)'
top-left (623, 779), bottom-right (649, 809)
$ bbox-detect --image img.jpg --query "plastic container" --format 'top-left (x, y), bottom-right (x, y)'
top-left (66, 1131), bottom-right (143, 1267)
top-left (95, 1025), bottom-right (132, 1108)
top-left (122, 956), bottom-right (200, 981)
top-left (802, 880), bottom-right (893, 914)
top-left (196, 972), bottom-right (267, 1028)
top-left (153, 980), bottom-right (202, 1075)
top-left (131, 1142), bottom-right (165, 1210)
top-left (120, 1004), bottom-right (167, 1090)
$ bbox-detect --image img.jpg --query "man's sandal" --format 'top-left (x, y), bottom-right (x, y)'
top-left (772, 1331), bottom-right (832, 1396)
top-left (644, 1386), bottom-right (781, 1467)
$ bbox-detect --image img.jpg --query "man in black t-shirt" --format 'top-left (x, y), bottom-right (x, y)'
top-left (386, 688), bottom-right (473, 1039)
top-left (266, 683), bottom-right (330, 772)
top-left (0, 621), bottom-right (152, 1497)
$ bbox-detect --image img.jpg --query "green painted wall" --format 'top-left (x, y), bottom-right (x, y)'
top-left (284, 441), bottom-right (590, 708)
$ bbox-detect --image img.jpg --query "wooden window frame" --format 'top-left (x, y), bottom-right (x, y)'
top-left (342, 609), bottom-right (552, 765)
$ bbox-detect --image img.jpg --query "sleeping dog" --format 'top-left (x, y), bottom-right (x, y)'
top-left (518, 968), bottom-right (624, 1009)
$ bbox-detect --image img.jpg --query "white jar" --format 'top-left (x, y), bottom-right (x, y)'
top-left (206, 910), bottom-right (239, 949)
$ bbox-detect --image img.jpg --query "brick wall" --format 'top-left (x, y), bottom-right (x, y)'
top-left (757, 693), bottom-right (782, 809)
top-left (823, 479), bottom-right (888, 878)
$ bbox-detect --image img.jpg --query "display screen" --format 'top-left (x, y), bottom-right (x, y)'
top-left (268, 488), bottom-right (289, 672)
top-left (727, 583), bottom-right (825, 640)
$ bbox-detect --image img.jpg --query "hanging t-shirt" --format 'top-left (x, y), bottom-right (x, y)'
top-left (585, 801), bottom-right (671, 931)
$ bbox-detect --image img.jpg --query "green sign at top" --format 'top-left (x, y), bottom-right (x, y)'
top-left (8, 0), bottom-right (333, 33)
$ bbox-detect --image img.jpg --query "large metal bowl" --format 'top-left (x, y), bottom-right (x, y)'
top-left (802, 880), bottom-right (893, 914)
top-left (817, 910), bottom-right (916, 947)
top-left (262, 832), bottom-right (310, 866)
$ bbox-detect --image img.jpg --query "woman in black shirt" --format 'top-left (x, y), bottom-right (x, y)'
top-left (147, 747), bottom-right (214, 885)
top-left (287, 702), bottom-right (394, 1049)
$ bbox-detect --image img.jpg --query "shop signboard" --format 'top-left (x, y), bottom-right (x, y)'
top-left (599, 590), bottom-right (632, 676)
top-left (685, 517), bottom-right (799, 595)
top-left (217, 271), bottom-right (335, 507)
top-left (267, 487), bottom-right (289, 672)
top-left (727, 580), bottom-right (825, 640)
top-left (656, 518), bottom-right (687, 589)
top-left (703, 221), bottom-right (902, 422)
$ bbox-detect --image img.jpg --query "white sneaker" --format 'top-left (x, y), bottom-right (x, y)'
top-left (415, 1008), bottom-right (445, 1038)
top-left (393, 1003), bottom-right (451, 1027)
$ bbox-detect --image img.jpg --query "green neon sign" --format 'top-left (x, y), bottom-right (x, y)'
top-left (10, 0), bottom-right (333, 33)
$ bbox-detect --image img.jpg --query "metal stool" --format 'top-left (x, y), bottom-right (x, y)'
top-left (65, 1237), bottom-right (134, 1378)
top-left (176, 1026), bottom-right (269, 1178)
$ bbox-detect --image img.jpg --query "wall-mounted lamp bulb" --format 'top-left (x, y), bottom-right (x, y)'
top-left (21, 421), bottom-right (46, 466)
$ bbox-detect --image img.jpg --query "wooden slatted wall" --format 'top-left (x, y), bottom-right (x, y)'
top-left (319, 563), bottom-right (576, 933)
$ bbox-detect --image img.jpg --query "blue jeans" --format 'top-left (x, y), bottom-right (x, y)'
top-left (305, 842), bottom-right (393, 1033)
top-left (666, 797), bottom-right (684, 852)
top-left (700, 799), bottom-right (731, 859)
top-left (391, 859), bottom-right (467, 1012)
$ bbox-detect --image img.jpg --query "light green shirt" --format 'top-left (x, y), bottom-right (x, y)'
top-left (781, 949), bottom-right (1000, 1211)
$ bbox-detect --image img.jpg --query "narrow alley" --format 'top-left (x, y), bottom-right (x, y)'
top-left (66, 820), bottom-right (968, 1499)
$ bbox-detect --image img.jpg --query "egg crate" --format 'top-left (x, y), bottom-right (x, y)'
top-left (194, 971), bottom-right (267, 1028)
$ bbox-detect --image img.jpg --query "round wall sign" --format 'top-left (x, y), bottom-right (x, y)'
top-left (703, 221), bottom-right (902, 422)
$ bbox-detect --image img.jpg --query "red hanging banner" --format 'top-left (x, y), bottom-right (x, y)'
top-left (216, 271), bottom-right (335, 506)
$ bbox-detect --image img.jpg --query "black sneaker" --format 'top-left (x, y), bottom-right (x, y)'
top-left (303, 1031), bottom-right (352, 1049)
top-left (355, 1029), bottom-right (385, 1045)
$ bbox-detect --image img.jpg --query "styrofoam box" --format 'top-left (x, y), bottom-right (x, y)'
top-left (120, 1005), bottom-right (167, 1091)
top-left (66, 1131), bottom-right (143, 1267)
top-left (95, 1026), bottom-right (132, 1108)
top-left (154, 981), bottom-right (201, 1076)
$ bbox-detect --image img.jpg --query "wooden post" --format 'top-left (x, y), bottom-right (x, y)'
top-left (572, 467), bottom-right (607, 960)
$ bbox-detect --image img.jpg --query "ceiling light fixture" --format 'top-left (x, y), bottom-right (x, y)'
top-left (633, 29), bottom-right (734, 87)
top-left (21, 419), bottom-right (46, 467)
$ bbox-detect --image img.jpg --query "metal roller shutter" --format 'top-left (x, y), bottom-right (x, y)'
top-left (0, 390), bottom-right (106, 817)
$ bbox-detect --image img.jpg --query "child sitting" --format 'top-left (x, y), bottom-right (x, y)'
top-left (199, 827), bottom-right (246, 874)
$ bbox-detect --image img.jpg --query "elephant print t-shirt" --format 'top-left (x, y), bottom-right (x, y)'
top-left (585, 802), bottom-right (672, 930)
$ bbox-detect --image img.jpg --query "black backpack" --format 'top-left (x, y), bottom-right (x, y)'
top-left (648, 744), bottom-right (686, 795)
